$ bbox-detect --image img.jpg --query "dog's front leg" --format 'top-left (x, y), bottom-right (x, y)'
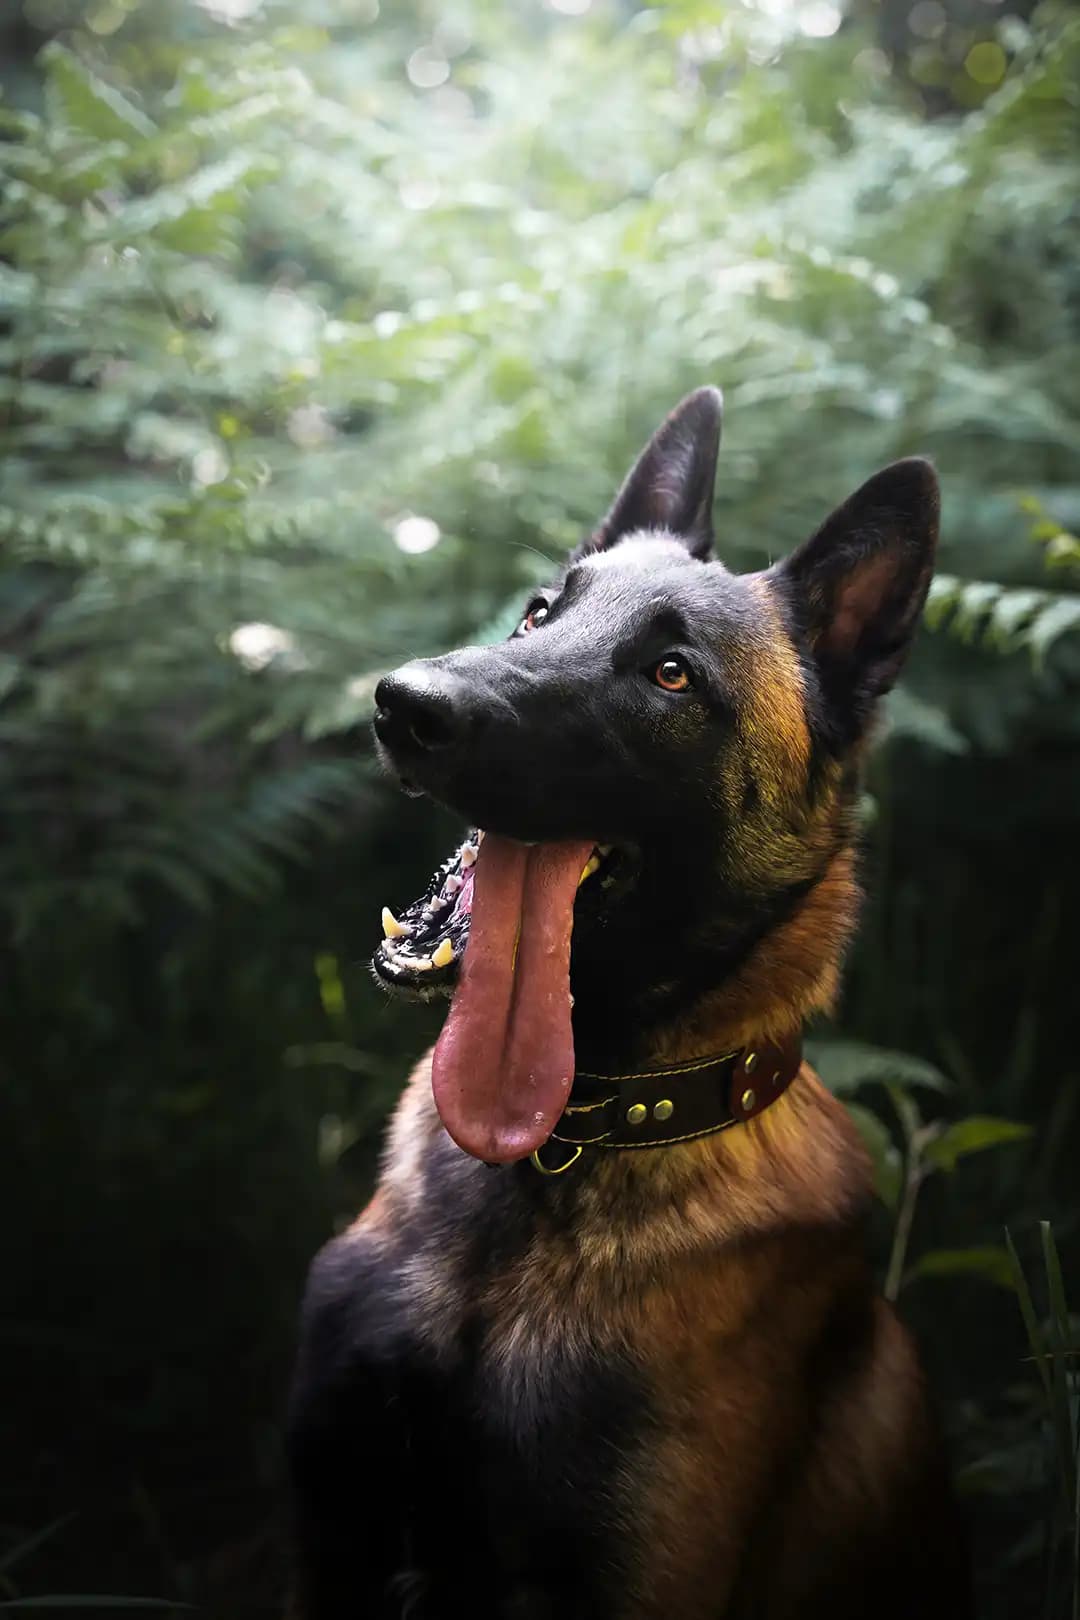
top-left (287, 1236), bottom-right (426, 1620)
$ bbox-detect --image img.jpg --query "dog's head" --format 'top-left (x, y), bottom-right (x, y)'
top-left (371, 388), bottom-right (938, 1162)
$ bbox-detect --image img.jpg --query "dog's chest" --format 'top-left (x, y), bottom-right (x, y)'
top-left (351, 1217), bottom-right (648, 1614)
top-left (341, 1166), bottom-right (660, 1607)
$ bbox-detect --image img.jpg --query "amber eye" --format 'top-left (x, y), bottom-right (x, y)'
top-left (653, 656), bottom-right (692, 693)
top-left (519, 602), bottom-right (549, 634)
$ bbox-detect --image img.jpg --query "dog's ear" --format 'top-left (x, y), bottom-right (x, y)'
top-left (773, 458), bottom-right (939, 729)
top-left (577, 386), bottom-right (723, 561)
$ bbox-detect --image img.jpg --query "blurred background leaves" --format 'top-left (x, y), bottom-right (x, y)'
top-left (0, 0), bottom-right (1078, 1615)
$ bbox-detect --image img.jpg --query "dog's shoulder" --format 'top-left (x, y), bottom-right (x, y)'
top-left (293, 1214), bottom-right (404, 1397)
top-left (296, 1056), bottom-right (521, 1374)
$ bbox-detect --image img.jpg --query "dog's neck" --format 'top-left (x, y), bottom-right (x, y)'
top-left (379, 846), bottom-right (869, 1260)
top-left (538, 846), bottom-right (867, 1252)
top-left (577, 846), bottom-right (861, 1075)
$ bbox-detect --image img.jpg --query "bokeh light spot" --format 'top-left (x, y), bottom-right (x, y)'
top-left (799, 2), bottom-right (842, 39)
top-left (192, 446), bottom-right (228, 486)
top-left (287, 405), bottom-right (335, 450)
top-left (229, 623), bottom-right (299, 672)
top-left (392, 514), bottom-right (442, 555)
top-left (87, 4), bottom-right (126, 33)
top-left (194, 0), bottom-right (262, 21)
top-left (407, 47), bottom-right (451, 89)
top-left (965, 40), bottom-right (1007, 86)
top-left (398, 177), bottom-right (440, 211)
top-left (854, 46), bottom-right (891, 79)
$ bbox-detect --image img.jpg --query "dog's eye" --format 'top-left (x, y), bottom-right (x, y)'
top-left (653, 656), bottom-right (692, 693)
top-left (519, 601), bottom-right (549, 634)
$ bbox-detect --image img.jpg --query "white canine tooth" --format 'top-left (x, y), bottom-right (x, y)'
top-left (476, 829), bottom-right (485, 844)
top-left (578, 855), bottom-right (600, 887)
top-left (461, 842), bottom-right (478, 867)
top-left (382, 906), bottom-right (409, 939)
top-left (444, 873), bottom-right (462, 894)
top-left (432, 938), bottom-right (455, 968)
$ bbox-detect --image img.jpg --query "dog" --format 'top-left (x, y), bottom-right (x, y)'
top-left (287, 387), bottom-right (972, 1618)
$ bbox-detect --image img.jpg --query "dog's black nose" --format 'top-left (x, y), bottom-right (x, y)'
top-left (374, 663), bottom-right (464, 754)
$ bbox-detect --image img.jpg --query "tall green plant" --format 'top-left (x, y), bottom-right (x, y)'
top-left (3, 1), bottom-right (1080, 937)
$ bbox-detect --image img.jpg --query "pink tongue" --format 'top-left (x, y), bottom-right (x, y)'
top-left (431, 833), bottom-right (595, 1163)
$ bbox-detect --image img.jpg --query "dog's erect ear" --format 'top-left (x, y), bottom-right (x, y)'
top-left (774, 458), bottom-right (939, 726)
top-left (578, 386), bottom-right (723, 561)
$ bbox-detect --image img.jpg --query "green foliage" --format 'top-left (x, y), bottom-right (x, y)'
top-left (926, 1114), bottom-right (1035, 1173)
top-left (1005, 1225), bottom-right (1080, 1620)
top-left (1, 0), bottom-right (1079, 1615)
top-left (2, 0), bottom-right (1080, 949)
top-left (815, 1041), bottom-right (1033, 1294)
top-left (927, 572), bottom-right (1080, 667)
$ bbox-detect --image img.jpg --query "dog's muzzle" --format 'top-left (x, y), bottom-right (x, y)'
top-left (374, 662), bottom-right (469, 759)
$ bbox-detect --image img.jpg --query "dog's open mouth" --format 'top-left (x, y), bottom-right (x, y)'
top-left (373, 833), bottom-right (617, 997)
top-left (373, 832), bottom-right (619, 1164)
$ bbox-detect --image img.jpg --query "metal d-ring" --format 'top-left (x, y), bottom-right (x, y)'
top-left (529, 1141), bottom-right (584, 1176)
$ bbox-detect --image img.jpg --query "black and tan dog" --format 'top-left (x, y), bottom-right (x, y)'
top-left (288, 388), bottom-right (972, 1618)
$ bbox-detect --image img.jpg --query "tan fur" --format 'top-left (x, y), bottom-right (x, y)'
top-left (626, 1246), bottom-right (861, 1618)
top-left (742, 576), bottom-right (813, 804)
top-left (647, 845), bottom-right (861, 1064)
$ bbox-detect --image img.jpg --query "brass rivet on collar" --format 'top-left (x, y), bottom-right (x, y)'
top-left (626, 1103), bottom-right (647, 1126)
top-left (743, 1051), bottom-right (758, 1074)
top-left (653, 1098), bottom-right (674, 1121)
top-left (741, 1087), bottom-right (756, 1113)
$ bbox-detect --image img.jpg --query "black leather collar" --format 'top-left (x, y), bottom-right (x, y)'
top-left (529, 1031), bottom-right (803, 1175)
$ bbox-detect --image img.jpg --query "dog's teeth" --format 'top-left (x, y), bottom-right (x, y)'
top-left (432, 938), bottom-right (455, 968)
top-left (461, 842), bottom-right (478, 867)
top-left (382, 907), bottom-right (409, 939)
top-left (476, 829), bottom-right (485, 844)
top-left (578, 855), bottom-right (601, 887)
top-left (444, 873), bottom-right (462, 895)
top-left (412, 954), bottom-right (435, 972)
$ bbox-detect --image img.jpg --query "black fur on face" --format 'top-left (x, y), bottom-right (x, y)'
top-left (371, 387), bottom-right (938, 1055)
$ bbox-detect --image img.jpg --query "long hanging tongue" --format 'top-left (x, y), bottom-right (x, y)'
top-left (431, 833), bottom-right (595, 1163)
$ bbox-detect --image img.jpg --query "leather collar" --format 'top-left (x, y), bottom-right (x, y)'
top-left (529, 1030), bottom-right (803, 1175)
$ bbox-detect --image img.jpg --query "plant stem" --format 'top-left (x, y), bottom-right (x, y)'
top-left (884, 1155), bottom-right (924, 1303)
